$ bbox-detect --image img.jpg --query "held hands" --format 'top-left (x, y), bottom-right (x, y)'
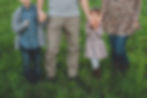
top-left (87, 15), bottom-right (99, 30)
top-left (87, 14), bottom-right (100, 30)
top-left (88, 15), bottom-right (95, 27)
top-left (38, 10), bottom-right (47, 23)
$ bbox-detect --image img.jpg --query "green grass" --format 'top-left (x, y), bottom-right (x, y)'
top-left (0, 0), bottom-right (147, 98)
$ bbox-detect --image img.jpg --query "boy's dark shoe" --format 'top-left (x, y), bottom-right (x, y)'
top-left (33, 71), bottom-right (42, 82)
top-left (24, 72), bottom-right (35, 84)
top-left (93, 68), bottom-right (101, 79)
top-left (119, 64), bottom-right (129, 74)
top-left (113, 61), bottom-right (120, 72)
top-left (24, 71), bottom-right (41, 84)
top-left (24, 73), bottom-right (31, 82)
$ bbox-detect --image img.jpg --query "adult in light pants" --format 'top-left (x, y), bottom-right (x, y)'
top-left (37, 0), bottom-right (94, 79)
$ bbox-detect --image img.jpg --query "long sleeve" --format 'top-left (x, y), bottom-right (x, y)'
top-left (133, 0), bottom-right (141, 23)
top-left (12, 8), bottom-right (28, 33)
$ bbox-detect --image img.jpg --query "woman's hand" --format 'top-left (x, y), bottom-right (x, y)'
top-left (133, 21), bottom-right (140, 30)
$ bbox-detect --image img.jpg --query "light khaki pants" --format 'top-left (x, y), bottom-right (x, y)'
top-left (45, 17), bottom-right (80, 78)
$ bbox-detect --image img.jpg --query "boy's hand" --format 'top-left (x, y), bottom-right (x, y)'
top-left (24, 20), bottom-right (29, 27)
top-left (38, 10), bottom-right (47, 23)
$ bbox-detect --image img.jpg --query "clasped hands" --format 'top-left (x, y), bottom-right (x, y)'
top-left (38, 10), bottom-right (47, 23)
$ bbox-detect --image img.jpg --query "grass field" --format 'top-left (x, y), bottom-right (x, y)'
top-left (0, 0), bottom-right (147, 98)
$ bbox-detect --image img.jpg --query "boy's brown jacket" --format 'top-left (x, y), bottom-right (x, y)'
top-left (102, 0), bottom-right (141, 36)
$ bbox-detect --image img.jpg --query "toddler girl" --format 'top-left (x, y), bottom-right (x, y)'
top-left (85, 8), bottom-right (107, 78)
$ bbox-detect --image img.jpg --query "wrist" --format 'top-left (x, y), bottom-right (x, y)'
top-left (38, 8), bottom-right (42, 12)
top-left (86, 13), bottom-right (90, 18)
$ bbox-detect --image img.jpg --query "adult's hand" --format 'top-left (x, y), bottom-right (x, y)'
top-left (37, 0), bottom-right (46, 23)
top-left (81, 0), bottom-right (97, 28)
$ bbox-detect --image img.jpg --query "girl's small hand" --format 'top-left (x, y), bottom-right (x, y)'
top-left (88, 15), bottom-right (96, 28)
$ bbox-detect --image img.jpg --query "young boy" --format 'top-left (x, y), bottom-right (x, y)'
top-left (12, 0), bottom-right (46, 83)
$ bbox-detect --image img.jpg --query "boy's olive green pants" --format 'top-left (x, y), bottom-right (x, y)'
top-left (45, 16), bottom-right (80, 78)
